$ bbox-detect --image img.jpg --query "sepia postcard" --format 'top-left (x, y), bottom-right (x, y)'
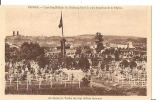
top-left (0, 6), bottom-right (151, 100)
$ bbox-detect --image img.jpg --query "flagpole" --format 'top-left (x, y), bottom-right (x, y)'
top-left (61, 11), bottom-right (64, 37)
top-left (59, 11), bottom-right (65, 66)
top-left (61, 11), bottom-right (65, 63)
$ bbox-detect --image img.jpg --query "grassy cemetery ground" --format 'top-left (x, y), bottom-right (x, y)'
top-left (5, 80), bottom-right (146, 95)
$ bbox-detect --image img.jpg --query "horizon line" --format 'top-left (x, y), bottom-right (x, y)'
top-left (6, 34), bottom-right (147, 38)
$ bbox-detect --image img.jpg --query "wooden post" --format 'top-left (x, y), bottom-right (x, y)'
top-left (90, 77), bottom-right (92, 88)
top-left (35, 74), bottom-right (38, 80)
top-left (68, 73), bottom-right (69, 81)
top-left (61, 76), bottom-right (62, 84)
top-left (79, 79), bottom-right (80, 88)
top-left (27, 78), bottom-right (29, 90)
top-left (16, 78), bottom-right (19, 90)
top-left (128, 74), bottom-right (131, 84)
top-left (79, 76), bottom-right (81, 88)
top-left (39, 80), bottom-right (40, 89)
top-left (27, 73), bottom-right (32, 85)
top-left (118, 74), bottom-right (120, 84)
top-left (9, 77), bottom-right (12, 85)
top-left (9, 75), bottom-right (13, 85)
top-left (39, 81), bottom-right (41, 89)
top-left (50, 74), bottom-right (53, 88)
top-left (46, 74), bottom-right (48, 82)
top-left (137, 72), bottom-right (139, 85)
top-left (50, 79), bottom-right (53, 88)
top-left (121, 75), bottom-right (123, 85)
top-left (65, 81), bottom-right (66, 88)
top-left (39, 77), bottom-right (42, 89)
top-left (134, 75), bottom-right (136, 86)
top-left (61, 72), bottom-right (63, 84)
top-left (112, 73), bottom-right (114, 82)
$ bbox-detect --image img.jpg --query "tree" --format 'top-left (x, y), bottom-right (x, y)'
top-left (103, 49), bottom-right (110, 55)
top-left (102, 48), bottom-right (111, 58)
top-left (65, 58), bottom-right (78, 69)
top-left (84, 46), bottom-right (92, 54)
top-left (121, 59), bottom-right (129, 68)
top-left (66, 56), bottom-right (74, 69)
top-left (78, 54), bottom-right (90, 72)
top-left (5, 43), bottom-right (19, 62)
top-left (37, 55), bottom-right (47, 68)
top-left (91, 56), bottom-right (99, 67)
top-left (110, 48), bottom-right (115, 55)
top-left (101, 58), bottom-right (111, 70)
top-left (5, 43), bottom-right (11, 62)
top-left (75, 47), bottom-right (82, 55)
top-left (95, 32), bottom-right (104, 53)
top-left (20, 42), bottom-right (46, 68)
top-left (20, 42), bottom-right (44, 60)
top-left (114, 50), bottom-right (119, 61)
top-left (129, 60), bottom-right (137, 69)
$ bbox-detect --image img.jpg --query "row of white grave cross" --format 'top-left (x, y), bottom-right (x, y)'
top-left (5, 70), bottom-right (147, 90)
top-left (6, 73), bottom-right (87, 90)
top-left (106, 72), bottom-right (147, 87)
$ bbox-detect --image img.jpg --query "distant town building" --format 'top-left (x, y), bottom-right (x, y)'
top-left (17, 31), bottom-right (19, 36)
top-left (13, 31), bottom-right (15, 36)
top-left (127, 42), bottom-right (135, 49)
top-left (117, 42), bottom-right (135, 49)
top-left (12, 31), bottom-right (20, 36)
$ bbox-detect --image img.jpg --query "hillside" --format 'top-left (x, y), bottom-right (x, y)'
top-left (5, 35), bottom-right (147, 47)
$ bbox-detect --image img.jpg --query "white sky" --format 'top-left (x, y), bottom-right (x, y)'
top-left (3, 6), bottom-right (150, 37)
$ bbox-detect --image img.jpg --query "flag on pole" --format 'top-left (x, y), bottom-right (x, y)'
top-left (58, 12), bottom-right (63, 28)
top-left (58, 11), bottom-right (65, 61)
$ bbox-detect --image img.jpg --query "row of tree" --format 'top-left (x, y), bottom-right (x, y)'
top-left (5, 42), bottom-right (47, 68)
top-left (5, 32), bottom-right (141, 71)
